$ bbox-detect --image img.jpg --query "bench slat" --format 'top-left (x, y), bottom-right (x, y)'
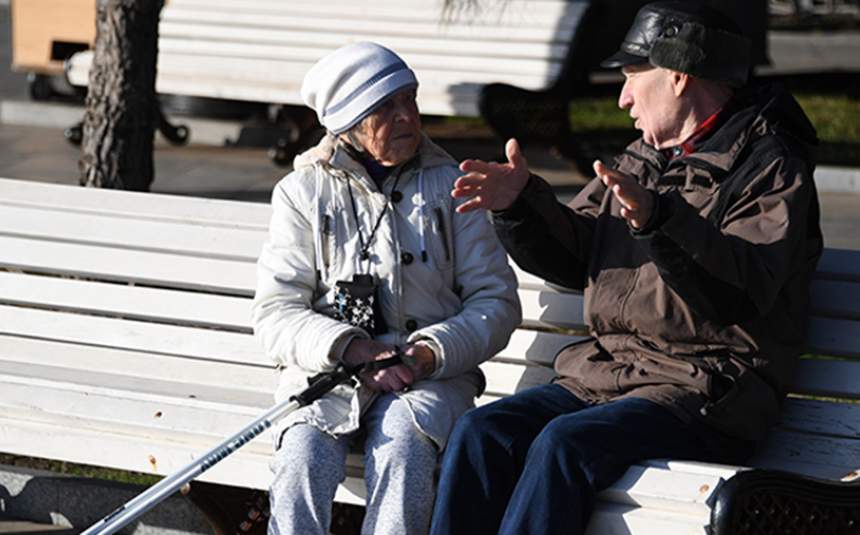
top-left (793, 357), bottom-right (860, 399)
top-left (151, 50), bottom-right (560, 88)
top-left (750, 428), bottom-right (860, 480)
top-left (810, 279), bottom-right (860, 321)
top-left (159, 17), bottom-right (578, 45)
top-left (0, 305), bottom-right (264, 365)
top-left (0, 271), bottom-right (254, 331)
top-left (0, 236), bottom-right (255, 295)
top-left (807, 316), bottom-right (860, 358)
top-left (518, 286), bottom-right (586, 329)
top-left (0, 177), bottom-right (270, 229)
top-left (167, 0), bottom-right (581, 28)
top-left (0, 204), bottom-right (263, 261)
top-left (816, 248), bottom-right (860, 282)
top-left (496, 329), bottom-right (586, 367)
top-left (780, 397), bottom-right (860, 439)
top-left (0, 336), bottom-right (274, 395)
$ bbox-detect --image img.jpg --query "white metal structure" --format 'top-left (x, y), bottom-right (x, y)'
top-left (0, 177), bottom-right (858, 533)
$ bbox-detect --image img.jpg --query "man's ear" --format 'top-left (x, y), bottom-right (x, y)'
top-left (671, 71), bottom-right (689, 97)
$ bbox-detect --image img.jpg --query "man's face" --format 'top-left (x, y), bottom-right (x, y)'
top-left (352, 87), bottom-right (422, 166)
top-left (618, 64), bottom-right (685, 148)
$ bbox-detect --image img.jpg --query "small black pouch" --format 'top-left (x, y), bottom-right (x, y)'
top-left (333, 274), bottom-right (388, 335)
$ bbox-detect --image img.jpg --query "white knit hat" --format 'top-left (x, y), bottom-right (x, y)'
top-left (301, 42), bottom-right (419, 135)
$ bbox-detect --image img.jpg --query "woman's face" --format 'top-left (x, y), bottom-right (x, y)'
top-left (350, 87), bottom-right (421, 166)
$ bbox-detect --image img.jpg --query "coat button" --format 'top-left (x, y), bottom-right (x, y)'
top-left (405, 319), bottom-right (418, 332)
top-left (391, 191), bottom-right (403, 203)
top-left (401, 251), bottom-right (414, 265)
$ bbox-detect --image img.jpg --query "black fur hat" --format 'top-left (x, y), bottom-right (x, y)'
top-left (601, 1), bottom-right (752, 87)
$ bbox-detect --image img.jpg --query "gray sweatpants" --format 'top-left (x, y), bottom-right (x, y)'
top-left (268, 393), bottom-right (439, 535)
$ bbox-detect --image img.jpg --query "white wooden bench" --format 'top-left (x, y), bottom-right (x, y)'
top-left (1, 176), bottom-right (858, 533)
top-left (65, 0), bottom-right (589, 116)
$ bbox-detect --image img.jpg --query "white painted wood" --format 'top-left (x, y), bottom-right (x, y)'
top-left (161, 9), bottom-right (578, 42)
top-left (0, 271), bottom-right (253, 330)
top-left (0, 371), bottom-right (271, 441)
top-left (0, 305), bottom-right (265, 365)
top-left (157, 33), bottom-right (570, 62)
top-left (0, 336), bottom-right (274, 395)
top-left (750, 428), bottom-right (860, 480)
top-left (518, 286), bottom-right (586, 329)
top-left (816, 247), bottom-right (860, 282)
top-left (495, 329), bottom-right (587, 366)
top-left (0, 235), bottom-right (256, 295)
top-left (810, 279), bottom-right (860, 321)
top-left (780, 397), bottom-right (860, 439)
top-left (585, 503), bottom-right (708, 535)
top-left (792, 358), bottom-right (860, 398)
top-left (66, 0), bottom-right (587, 114)
top-left (0, 204), bottom-right (264, 261)
top-left (0, 177), bottom-right (270, 229)
top-left (806, 316), bottom-right (860, 358)
top-left (165, 0), bottom-right (580, 28)
top-left (1, 176), bottom-right (859, 531)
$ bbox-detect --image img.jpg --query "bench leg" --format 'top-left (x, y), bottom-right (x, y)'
top-left (184, 481), bottom-right (270, 535)
top-left (156, 105), bottom-right (190, 146)
top-left (709, 469), bottom-right (860, 535)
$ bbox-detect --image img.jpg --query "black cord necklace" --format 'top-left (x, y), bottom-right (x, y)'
top-left (345, 171), bottom-right (403, 262)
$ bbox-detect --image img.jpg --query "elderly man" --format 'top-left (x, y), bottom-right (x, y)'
top-left (429, 2), bottom-right (823, 534)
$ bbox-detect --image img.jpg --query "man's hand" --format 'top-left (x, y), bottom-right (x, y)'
top-left (593, 160), bottom-right (654, 229)
top-left (342, 338), bottom-right (414, 392)
top-left (451, 138), bottom-right (530, 213)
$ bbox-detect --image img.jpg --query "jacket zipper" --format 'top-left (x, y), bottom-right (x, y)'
top-left (321, 214), bottom-right (332, 272)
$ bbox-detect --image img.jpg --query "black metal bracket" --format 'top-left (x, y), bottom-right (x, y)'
top-left (64, 102), bottom-right (190, 147)
top-left (709, 468), bottom-right (860, 535)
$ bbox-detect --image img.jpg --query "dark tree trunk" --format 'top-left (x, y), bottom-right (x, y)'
top-left (79, 0), bottom-right (163, 191)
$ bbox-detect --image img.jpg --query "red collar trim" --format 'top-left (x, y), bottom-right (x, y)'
top-left (663, 109), bottom-right (723, 159)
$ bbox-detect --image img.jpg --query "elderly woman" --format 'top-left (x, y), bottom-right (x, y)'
top-left (253, 42), bottom-right (521, 535)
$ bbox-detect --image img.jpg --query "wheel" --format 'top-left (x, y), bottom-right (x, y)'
top-left (64, 124), bottom-right (83, 146)
top-left (28, 74), bottom-right (55, 101)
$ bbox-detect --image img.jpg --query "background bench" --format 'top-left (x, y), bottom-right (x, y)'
top-left (1, 177), bottom-right (857, 533)
top-left (63, 0), bottom-right (595, 157)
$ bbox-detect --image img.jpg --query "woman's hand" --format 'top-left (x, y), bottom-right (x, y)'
top-left (401, 343), bottom-right (436, 382)
top-left (342, 338), bottom-right (414, 392)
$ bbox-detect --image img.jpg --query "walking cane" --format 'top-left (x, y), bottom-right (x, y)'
top-left (80, 354), bottom-right (404, 535)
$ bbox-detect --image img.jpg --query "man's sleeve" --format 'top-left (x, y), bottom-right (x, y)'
top-left (492, 173), bottom-right (606, 290)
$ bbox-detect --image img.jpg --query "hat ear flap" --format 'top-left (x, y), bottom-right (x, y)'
top-left (650, 22), bottom-right (751, 87)
top-left (650, 38), bottom-right (706, 74)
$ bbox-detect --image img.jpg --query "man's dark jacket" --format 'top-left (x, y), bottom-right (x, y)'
top-left (493, 83), bottom-right (823, 441)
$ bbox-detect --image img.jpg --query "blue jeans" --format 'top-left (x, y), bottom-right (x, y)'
top-left (429, 384), bottom-right (752, 535)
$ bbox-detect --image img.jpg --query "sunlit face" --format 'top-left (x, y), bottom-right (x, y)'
top-left (619, 64), bottom-right (685, 148)
top-left (350, 87), bottom-right (421, 166)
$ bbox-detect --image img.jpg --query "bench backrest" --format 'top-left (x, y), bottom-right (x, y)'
top-left (1, 177), bottom-right (858, 493)
top-left (64, 0), bottom-right (589, 117)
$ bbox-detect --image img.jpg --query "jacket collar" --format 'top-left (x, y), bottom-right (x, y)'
top-left (293, 132), bottom-right (457, 179)
top-left (625, 82), bottom-right (817, 181)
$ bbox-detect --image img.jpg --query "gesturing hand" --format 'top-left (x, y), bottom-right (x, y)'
top-left (451, 138), bottom-right (530, 213)
top-left (593, 160), bottom-right (654, 229)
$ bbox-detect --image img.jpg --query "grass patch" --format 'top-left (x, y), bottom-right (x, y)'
top-left (0, 453), bottom-right (161, 486)
top-left (565, 91), bottom-right (860, 166)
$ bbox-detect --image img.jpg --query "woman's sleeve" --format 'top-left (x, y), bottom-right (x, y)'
top-left (408, 185), bottom-right (523, 379)
top-left (252, 175), bottom-right (367, 372)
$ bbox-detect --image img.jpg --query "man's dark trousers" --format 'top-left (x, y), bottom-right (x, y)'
top-left (429, 384), bottom-right (751, 535)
